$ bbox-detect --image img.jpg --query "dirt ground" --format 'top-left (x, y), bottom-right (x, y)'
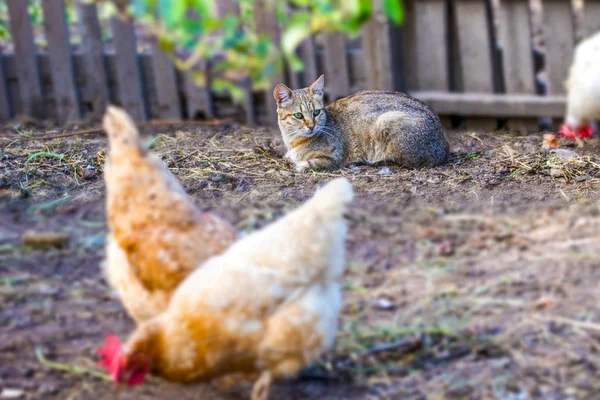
top-left (2, 122), bottom-right (600, 400)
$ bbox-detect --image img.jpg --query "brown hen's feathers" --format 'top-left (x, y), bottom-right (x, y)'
top-left (120, 178), bottom-right (353, 392)
top-left (102, 106), bottom-right (237, 323)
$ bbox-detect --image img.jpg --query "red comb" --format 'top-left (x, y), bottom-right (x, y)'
top-left (97, 334), bottom-right (149, 387)
top-left (97, 335), bottom-right (124, 384)
top-left (578, 125), bottom-right (593, 138)
top-left (559, 124), bottom-right (593, 140)
top-left (558, 124), bottom-right (576, 139)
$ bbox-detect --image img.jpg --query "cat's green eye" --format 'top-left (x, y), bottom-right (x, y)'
top-left (313, 109), bottom-right (321, 116)
top-left (293, 112), bottom-right (303, 119)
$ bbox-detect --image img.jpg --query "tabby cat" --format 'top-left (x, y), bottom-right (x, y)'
top-left (273, 75), bottom-right (450, 171)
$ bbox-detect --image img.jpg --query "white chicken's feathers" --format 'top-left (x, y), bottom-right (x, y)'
top-left (565, 31), bottom-right (600, 126)
top-left (164, 178), bottom-right (353, 363)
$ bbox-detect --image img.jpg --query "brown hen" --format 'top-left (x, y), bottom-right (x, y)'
top-left (102, 106), bottom-right (237, 323)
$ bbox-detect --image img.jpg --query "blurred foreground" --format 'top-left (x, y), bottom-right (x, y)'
top-left (1, 124), bottom-right (600, 399)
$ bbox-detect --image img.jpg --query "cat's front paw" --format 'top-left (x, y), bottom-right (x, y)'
top-left (295, 160), bottom-right (310, 172)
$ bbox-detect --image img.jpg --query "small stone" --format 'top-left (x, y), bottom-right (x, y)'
top-left (549, 148), bottom-right (580, 160)
top-left (210, 174), bottom-right (225, 183)
top-left (374, 298), bottom-right (395, 310)
top-left (39, 383), bottom-right (59, 395)
top-left (550, 168), bottom-right (564, 178)
top-left (1, 388), bottom-right (25, 399)
top-left (349, 165), bottom-right (361, 174)
top-left (437, 240), bottom-right (454, 256)
top-left (82, 169), bottom-right (96, 180)
top-left (377, 166), bottom-right (392, 175)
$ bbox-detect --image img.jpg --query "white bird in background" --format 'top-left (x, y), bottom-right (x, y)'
top-left (559, 31), bottom-right (600, 142)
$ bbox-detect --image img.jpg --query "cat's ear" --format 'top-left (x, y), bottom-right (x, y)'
top-left (273, 84), bottom-right (293, 107)
top-left (308, 75), bottom-right (325, 99)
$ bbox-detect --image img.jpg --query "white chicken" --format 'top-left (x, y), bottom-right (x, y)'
top-left (98, 177), bottom-right (354, 400)
top-left (560, 31), bottom-right (600, 141)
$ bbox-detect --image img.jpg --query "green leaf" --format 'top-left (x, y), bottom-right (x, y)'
top-left (383, 0), bottom-right (404, 25)
top-left (211, 78), bottom-right (244, 101)
top-left (281, 12), bottom-right (311, 57)
top-left (287, 53), bottom-right (304, 72)
top-left (131, 0), bottom-right (147, 18)
top-left (192, 0), bottom-right (215, 19)
top-left (158, 36), bottom-right (175, 52)
top-left (159, 0), bottom-right (187, 29)
top-left (191, 70), bottom-right (207, 87)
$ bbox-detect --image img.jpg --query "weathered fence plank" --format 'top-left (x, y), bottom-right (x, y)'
top-left (216, 0), bottom-right (255, 124)
top-left (255, 0), bottom-right (281, 125)
top-left (452, 0), bottom-right (496, 130)
top-left (363, 0), bottom-right (394, 91)
top-left (582, 1), bottom-right (600, 38)
top-left (413, 91), bottom-right (565, 117)
top-left (76, 1), bottom-right (109, 120)
top-left (497, 0), bottom-right (537, 132)
top-left (543, 0), bottom-right (575, 95)
top-left (151, 46), bottom-right (182, 119)
top-left (453, 1), bottom-right (494, 93)
top-left (42, 0), bottom-right (80, 123)
top-left (298, 36), bottom-right (319, 87)
top-left (404, 0), bottom-right (449, 92)
top-left (6, 0), bottom-right (44, 118)
top-left (235, 77), bottom-right (256, 125)
top-left (183, 67), bottom-right (213, 120)
top-left (497, 0), bottom-right (534, 94)
top-left (0, 51), bottom-right (11, 121)
top-left (323, 33), bottom-right (351, 100)
top-left (111, 16), bottom-right (146, 121)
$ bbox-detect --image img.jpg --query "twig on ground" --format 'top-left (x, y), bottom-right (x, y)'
top-left (18, 118), bottom-right (232, 141)
top-left (535, 315), bottom-right (600, 332)
top-left (35, 348), bottom-right (111, 381)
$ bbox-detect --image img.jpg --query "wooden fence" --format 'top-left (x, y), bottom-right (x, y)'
top-left (0, 0), bottom-right (599, 130)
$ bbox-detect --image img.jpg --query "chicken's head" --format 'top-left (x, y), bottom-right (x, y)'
top-left (97, 335), bottom-right (149, 387)
top-left (558, 123), bottom-right (593, 140)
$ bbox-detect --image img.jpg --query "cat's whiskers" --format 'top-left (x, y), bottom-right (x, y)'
top-left (316, 126), bottom-right (342, 146)
top-left (286, 129), bottom-right (303, 141)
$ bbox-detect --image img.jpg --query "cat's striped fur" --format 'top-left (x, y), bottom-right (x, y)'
top-left (274, 75), bottom-right (450, 171)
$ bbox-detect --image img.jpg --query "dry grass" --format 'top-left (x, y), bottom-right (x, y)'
top-left (2, 124), bottom-right (600, 399)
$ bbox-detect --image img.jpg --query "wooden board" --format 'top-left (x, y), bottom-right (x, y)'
top-left (452, 0), bottom-right (496, 130)
top-left (497, 0), bottom-right (534, 94)
top-left (298, 36), bottom-right (319, 87)
top-left (411, 91), bottom-right (565, 117)
top-left (362, 0), bottom-right (393, 91)
top-left (151, 45), bottom-right (181, 119)
top-left (6, 0), bottom-right (45, 118)
top-left (323, 33), bottom-right (351, 100)
top-left (76, 1), bottom-right (109, 120)
top-left (405, 0), bottom-right (449, 91)
top-left (0, 51), bottom-right (11, 121)
top-left (254, 0), bottom-right (282, 126)
top-left (111, 16), bottom-right (146, 121)
top-left (216, 0), bottom-right (238, 15)
top-left (543, 0), bottom-right (575, 95)
top-left (216, 0), bottom-right (254, 124)
top-left (582, 1), bottom-right (600, 38)
top-left (182, 67), bottom-right (213, 120)
top-left (453, 0), bottom-right (494, 93)
top-left (496, 0), bottom-right (538, 133)
top-left (42, 0), bottom-right (80, 123)
top-left (236, 76), bottom-right (256, 125)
